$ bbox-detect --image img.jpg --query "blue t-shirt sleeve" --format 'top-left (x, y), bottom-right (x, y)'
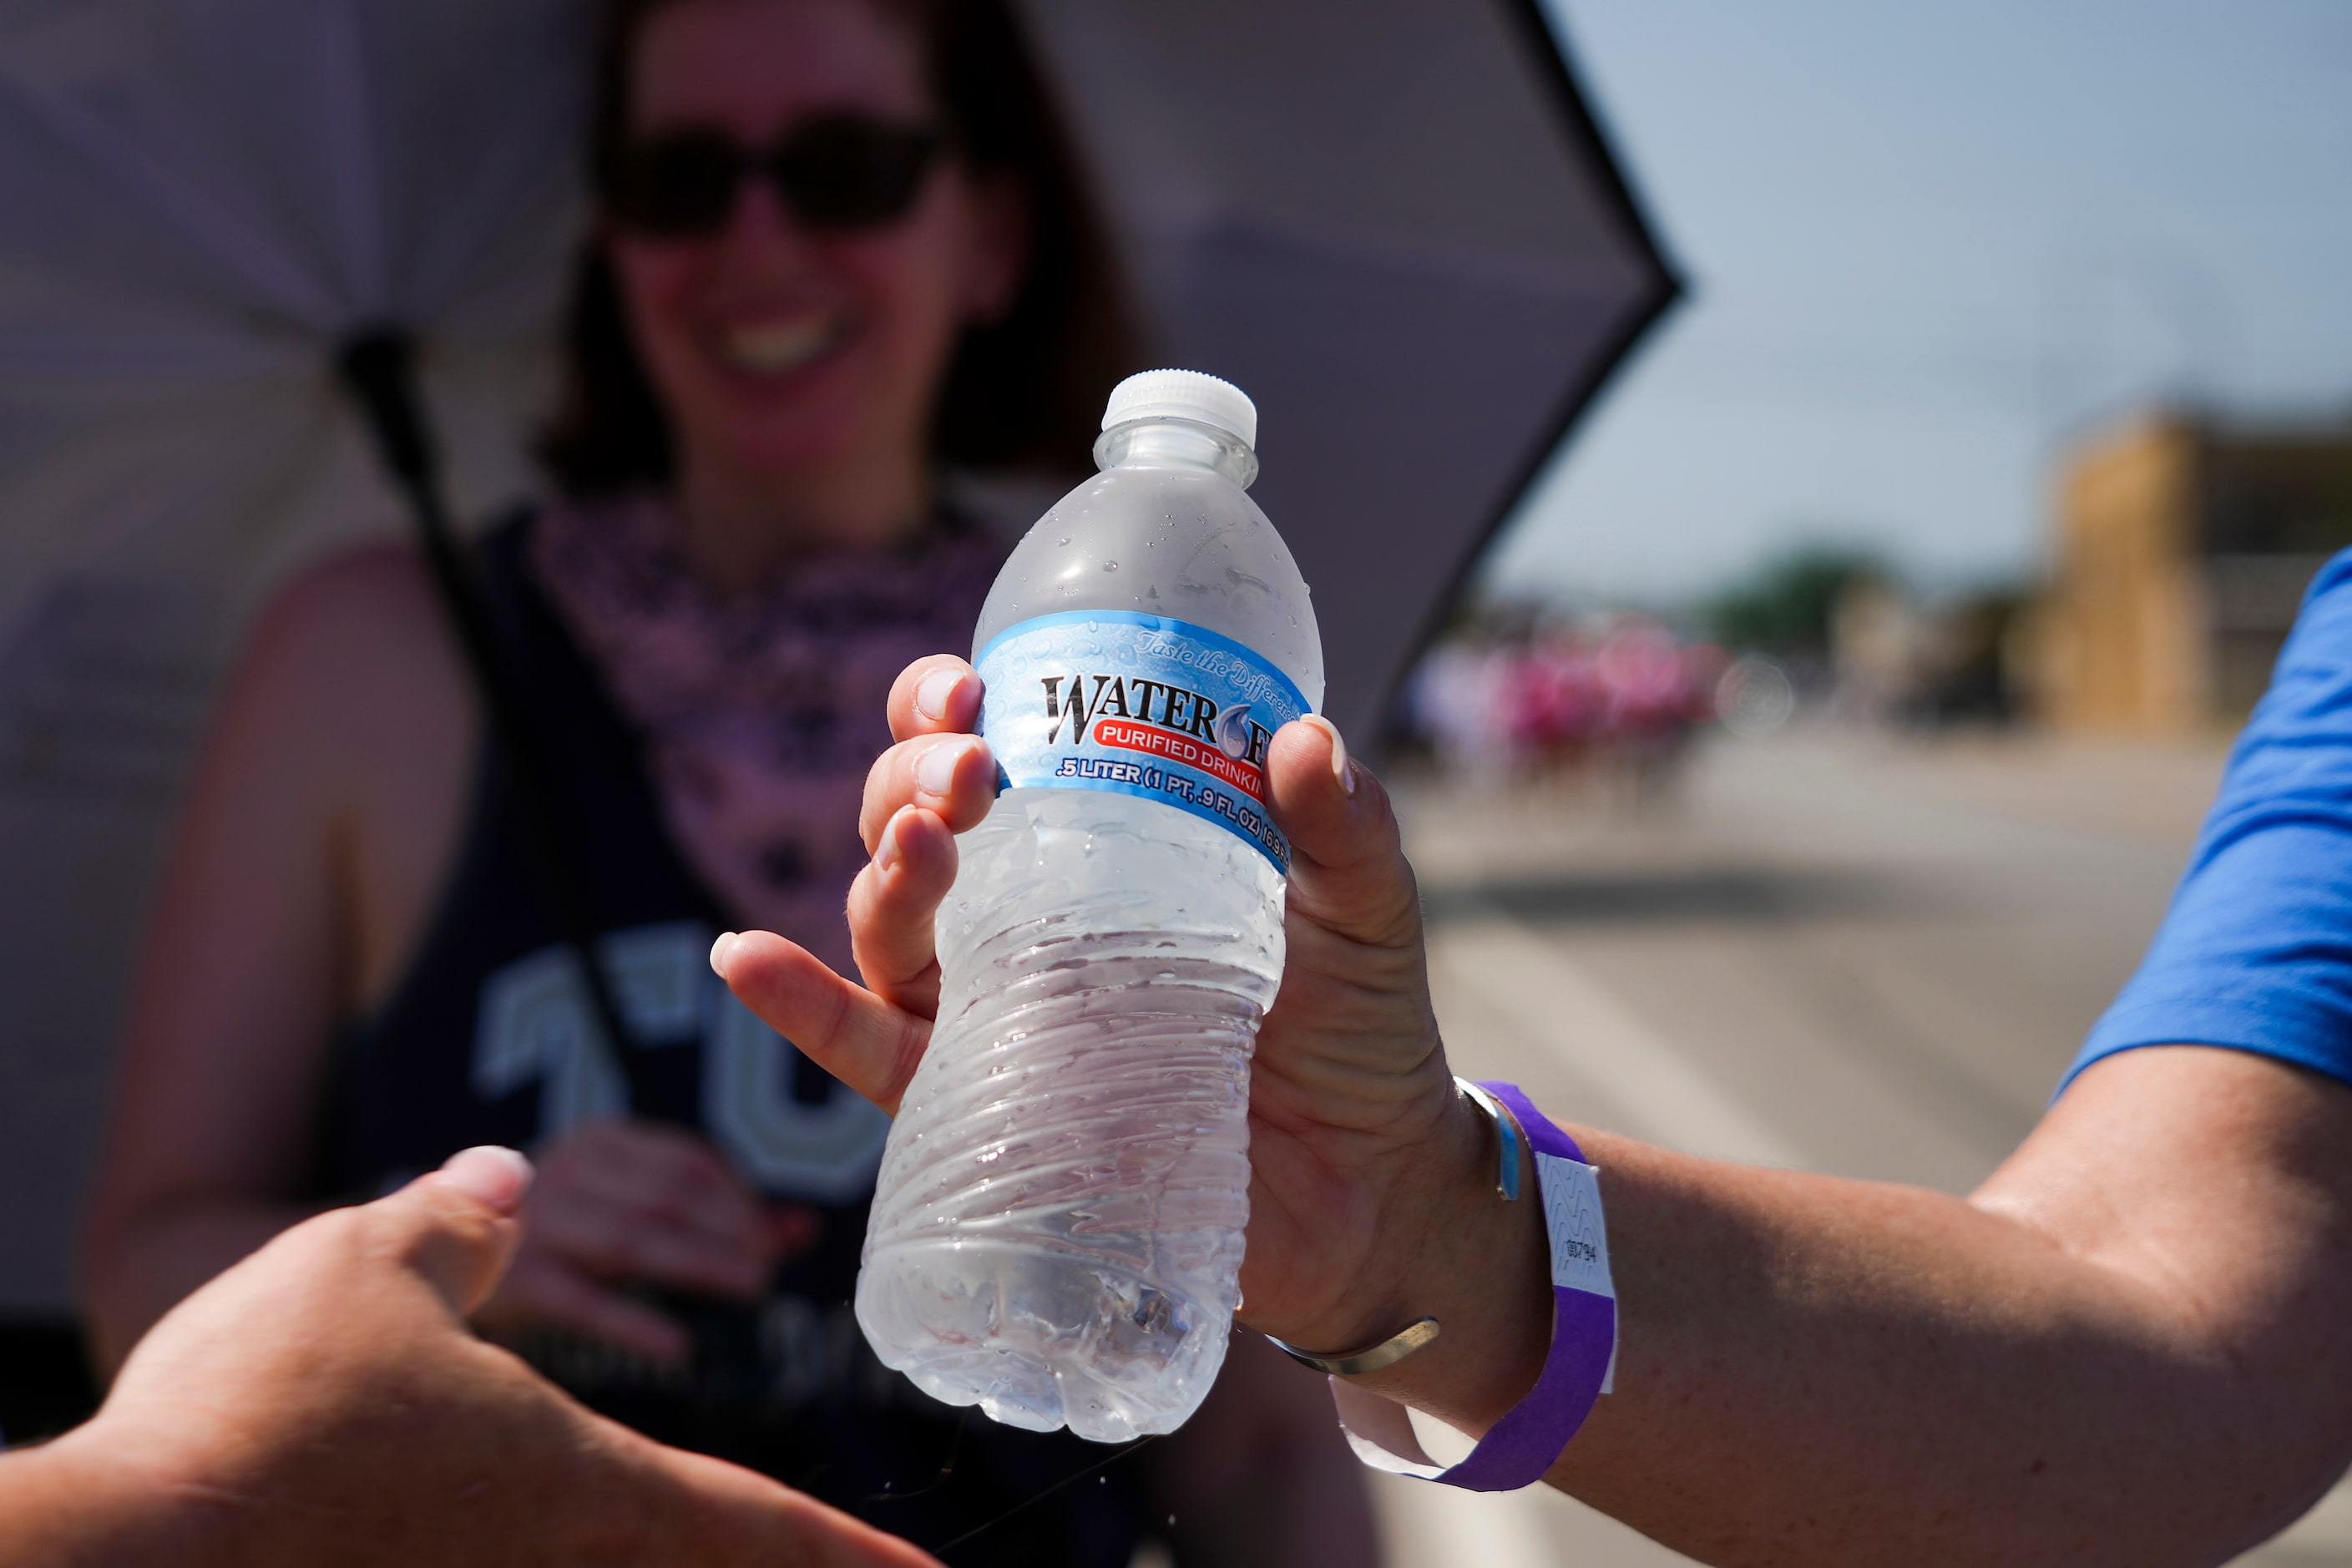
top-left (2062, 548), bottom-right (2352, 1095)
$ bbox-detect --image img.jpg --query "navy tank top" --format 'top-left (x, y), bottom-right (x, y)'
top-left (316, 513), bottom-right (1152, 1565)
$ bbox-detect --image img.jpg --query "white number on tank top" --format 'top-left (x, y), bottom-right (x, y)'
top-left (702, 994), bottom-right (890, 1201)
top-left (472, 921), bottom-right (888, 1201)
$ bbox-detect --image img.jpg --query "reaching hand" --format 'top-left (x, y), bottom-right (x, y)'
top-left (471, 1118), bottom-right (817, 1363)
top-left (38, 1148), bottom-right (933, 1568)
top-left (713, 655), bottom-right (1494, 1361)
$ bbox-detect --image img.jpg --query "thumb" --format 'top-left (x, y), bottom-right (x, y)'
top-left (1266, 716), bottom-right (1423, 950)
top-left (375, 1146), bottom-right (534, 1317)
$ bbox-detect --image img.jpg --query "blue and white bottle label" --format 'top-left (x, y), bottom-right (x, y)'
top-left (975, 610), bottom-right (1310, 873)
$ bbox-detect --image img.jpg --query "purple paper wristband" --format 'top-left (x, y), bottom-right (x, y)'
top-left (1328, 1081), bottom-right (1616, 1492)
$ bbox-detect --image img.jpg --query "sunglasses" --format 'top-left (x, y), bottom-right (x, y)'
top-left (604, 116), bottom-right (946, 238)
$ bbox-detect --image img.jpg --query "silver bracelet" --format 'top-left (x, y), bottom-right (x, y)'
top-left (1267, 1315), bottom-right (1440, 1376)
top-left (1456, 1075), bottom-right (1524, 1201)
top-left (1264, 1076), bottom-right (1524, 1376)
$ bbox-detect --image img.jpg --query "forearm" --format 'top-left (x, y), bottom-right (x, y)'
top-left (1545, 1136), bottom-right (2253, 1566)
top-left (85, 1200), bottom-right (322, 1375)
top-left (1339, 1050), bottom-right (2352, 1567)
top-left (1327, 1102), bottom-right (2210, 1552)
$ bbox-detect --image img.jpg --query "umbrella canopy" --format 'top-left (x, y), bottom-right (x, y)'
top-left (0, 0), bottom-right (1672, 1313)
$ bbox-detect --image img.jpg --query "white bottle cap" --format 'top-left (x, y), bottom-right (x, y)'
top-left (1100, 368), bottom-right (1257, 450)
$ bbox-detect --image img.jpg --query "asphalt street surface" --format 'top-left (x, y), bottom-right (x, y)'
top-left (1360, 727), bottom-right (2352, 1568)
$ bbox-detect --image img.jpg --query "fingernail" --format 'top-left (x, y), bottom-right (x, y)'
top-left (875, 808), bottom-right (908, 872)
top-left (709, 931), bottom-right (739, 977)
top-left (917, 737), bottom-right (966, 797)
top-left (438, 1146), bottom-right (534, 1215)
top-left (1301, 713), bottom-right (1354, 796)
top-left (916, 668), bottom-right (964, 722)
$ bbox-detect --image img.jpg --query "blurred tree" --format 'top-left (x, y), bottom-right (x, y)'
top-left (1704, 544), bottom-right (1889, 655)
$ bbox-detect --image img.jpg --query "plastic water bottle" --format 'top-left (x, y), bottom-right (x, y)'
top-left (856, 371), bottom-right (1323, 1442)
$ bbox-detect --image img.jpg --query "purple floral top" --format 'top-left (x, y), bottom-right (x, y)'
top-left (529, 491), bottom-right (999, 973)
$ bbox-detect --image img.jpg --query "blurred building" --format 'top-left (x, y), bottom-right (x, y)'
top-left (2036, 411), bottom-right (2352, 732)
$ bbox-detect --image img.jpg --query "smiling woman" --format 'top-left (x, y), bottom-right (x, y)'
top-left (79, 1), bottom-right (1376, 1564)
top-left (541, 0), bottom-right (1134, 567)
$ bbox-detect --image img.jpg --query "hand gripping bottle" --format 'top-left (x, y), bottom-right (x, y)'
top-left (856, 371), bottom-right (1323, 1441)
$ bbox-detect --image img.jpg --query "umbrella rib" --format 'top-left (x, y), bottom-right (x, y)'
top-left (316, 0), bottom-right (387, 315)
top-left (0, 58), bottom-right (336, 328)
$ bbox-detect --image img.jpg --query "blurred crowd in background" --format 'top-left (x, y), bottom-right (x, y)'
top-left (1400, 402), bottom-right (2352, 801)
top-left (1394, 549), bottom-right (2022, 794)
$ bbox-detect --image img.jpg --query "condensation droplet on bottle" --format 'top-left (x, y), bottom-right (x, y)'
top-left (1102, 559), bottom-right (1119, 572)
top-left (1058, 537), bottom-right (1071, 546)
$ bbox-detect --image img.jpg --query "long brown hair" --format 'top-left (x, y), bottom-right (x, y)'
top-left (538, 0), bottom-right (1142, 493)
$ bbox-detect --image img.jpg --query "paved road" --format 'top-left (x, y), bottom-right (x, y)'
top-left (1361, 727), bottom-right (2352, 1568)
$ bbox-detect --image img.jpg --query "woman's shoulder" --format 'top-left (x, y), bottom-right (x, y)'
top-left (257, 535), bottom-right (465, 666)
top-left (259, 538), bottom-right (439, 645)
top-left (225, 538), bottom-right (472, 755)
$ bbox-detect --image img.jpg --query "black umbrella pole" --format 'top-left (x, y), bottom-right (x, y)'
top-left (333, 329), bottom-right (658, 1114)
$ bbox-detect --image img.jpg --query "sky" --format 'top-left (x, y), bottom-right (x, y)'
top-left (1481, 0), bottom-right (2352, 608)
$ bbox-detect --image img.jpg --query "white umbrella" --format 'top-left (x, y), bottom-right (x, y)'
top-left (0, 0), bottom-right (1672, 1318)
